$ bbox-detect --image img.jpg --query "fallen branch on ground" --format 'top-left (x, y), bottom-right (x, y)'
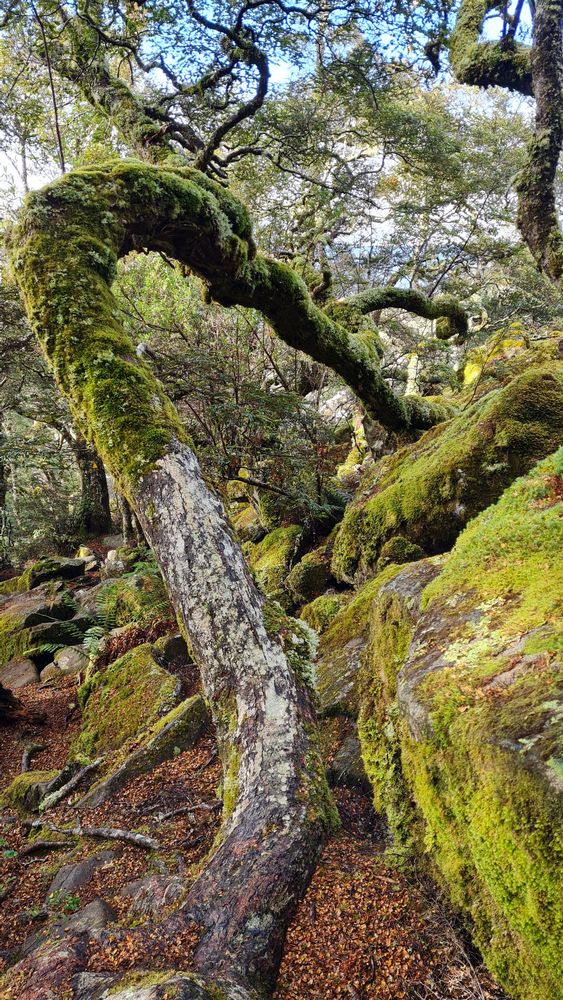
top-left (19, 839), bottom-right (69, 857)
top-left (39, 758), bottom-right (103, 812)
top-left (21, 743), bottom-right (46, 773)
top-left (159, 801), bottom-right (222, 821)
top-left (23, 818), bottom-right (159, 850)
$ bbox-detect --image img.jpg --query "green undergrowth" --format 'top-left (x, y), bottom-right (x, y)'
top-left (95, 565), bottom-right (171, 628)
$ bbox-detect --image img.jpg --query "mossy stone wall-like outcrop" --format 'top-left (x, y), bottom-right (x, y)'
top-left (332, 357), bottom-right (563, 583)
top-left (71, 643), bottom-right (180, 760)
top-left (314, 566), bottom-right (402, 714)
top-left (359, 451), bottom-right (563, 1000)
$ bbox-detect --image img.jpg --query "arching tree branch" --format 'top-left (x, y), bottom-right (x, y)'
top-left (449, 0), bottom-right (533, 95)
top-left (347, 286), bottom-right (469, 340)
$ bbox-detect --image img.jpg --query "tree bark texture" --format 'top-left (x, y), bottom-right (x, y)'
top-left (516, 0), bottom-right (563, 282)
top-left (74, 433), bottom-right (112, 536)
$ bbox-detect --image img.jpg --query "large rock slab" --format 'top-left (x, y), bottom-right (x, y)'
top-left (27, 556), bottom-right (86, 588)
top-left (21, 899), bottom-right (116, 957)
top-left (0, 657), bottom-right (39, 689)
top-left (0, 584), bottom-right (90, 668)
top-left (71, 643), bottom-right (181, 760)
top-left (78, 695), bottom-right (209, 808)
top-left (47, 851), bottom-right (115, 897)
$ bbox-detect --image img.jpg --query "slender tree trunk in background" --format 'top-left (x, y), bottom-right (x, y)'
top-left (74, 434), bottom-right (112, 537)
top-left (120, 494), bottom-right (135, 547)
top-left (0, 416), bottom-right (10, 569)
top-left (120, 494), bottom-right (145, 547)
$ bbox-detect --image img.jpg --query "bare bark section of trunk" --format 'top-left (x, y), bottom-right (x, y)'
top-left (133, 438), bottom-right (330, 993)
top-left (74, 434), bottom-right (112, 536)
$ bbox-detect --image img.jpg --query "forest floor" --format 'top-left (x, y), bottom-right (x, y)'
top-left (0, 678), bottom-right (509, 1000)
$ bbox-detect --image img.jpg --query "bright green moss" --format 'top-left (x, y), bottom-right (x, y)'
top-left (315, 565), bottom-right (402, 714)
top-left (9, 161), bottom-right (257, 494)
top-left (0, 614), bottom-right (31, 667)
top-left (300, 594), bottom-right (343, 634)
top-left (244, 524), bottom-right (302, 596)
top-left (285, 539), bottom-right (333, 606)
top-left (332, 363), bottom-right (563, 582)
top-left (71, 643), bottom-right (178, 759)
top-left (377, 535), bottom-right (425, 570)
top-left (0, 770), bottom-right (59, 813)
top-left (422, 448), bottom-right (563, 634)
top-left (358, 453), bottom-right (563, 1000)
top-left (0, 568), bottom-right (32, 595)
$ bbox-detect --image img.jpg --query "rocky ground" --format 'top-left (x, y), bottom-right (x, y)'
top-left (1, 656), bottom-right (507, 999)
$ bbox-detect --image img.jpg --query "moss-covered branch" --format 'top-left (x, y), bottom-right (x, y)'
top-left (49, 16), bottom-right (204, 158)
top-left (10, 159), bottom-right (339, 996)
top-left (10, 162), bottom-right (452, 434)
top-left (449, 0), bottom-right (533, 95)
top-left (347, 286), bottom-right (469, 341)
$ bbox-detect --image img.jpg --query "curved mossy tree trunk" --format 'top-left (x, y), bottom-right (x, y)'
top-left (73, 432), bottom-right (112, 537)
top-left (10, 163), bottom-right (337, 999)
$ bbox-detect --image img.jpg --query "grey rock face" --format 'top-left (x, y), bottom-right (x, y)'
top-left (0, 657), bottom-right (39, 689)
top-left (47, 850), bottom-right (115, 897)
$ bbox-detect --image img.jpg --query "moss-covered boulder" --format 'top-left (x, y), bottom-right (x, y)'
top-left (300, 594), bottom-right (344, 635)
top-left (359, 451), bottom-right (563, 1000)
top-left (332, 361), bottom-right (563, 583)
top-left (78, 694), bottom-right (210, 808)
top-left (376, 535), bottom-right (425, 571)
top-left (0, 557), bottom-right (86, 597)
top-left (71, 643), bottom-right (180, 760)
top-left (315, 566), bottom-right (402, 714)
top-left (285, 539), bottom-right (333, 605)
top-left (243, 524), bottom-right (303, 597)
top-left (0, 585), bottom-right (78, 668)
top-left (0, 770), bottom-right (60, 813)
